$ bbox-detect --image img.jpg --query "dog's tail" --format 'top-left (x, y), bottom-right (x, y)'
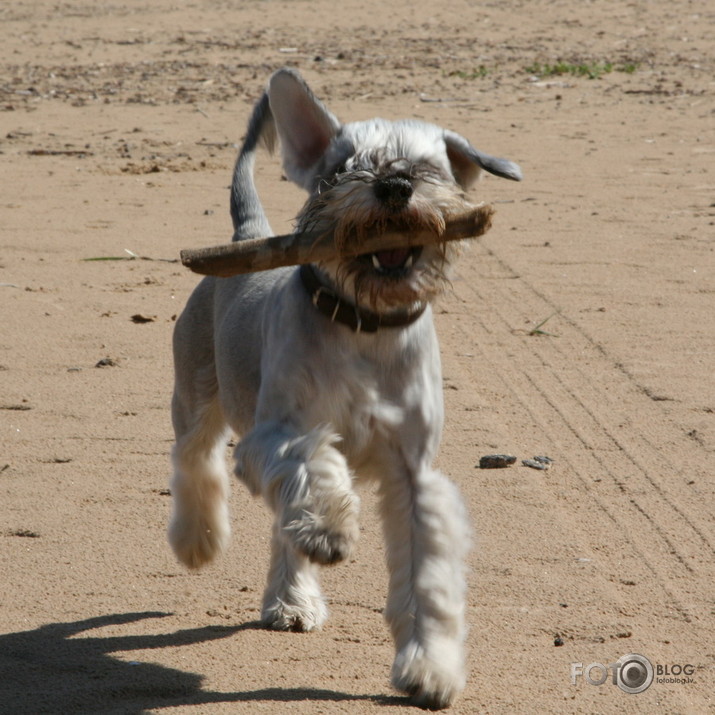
top-left (229, 91), bottom-right (277, 241)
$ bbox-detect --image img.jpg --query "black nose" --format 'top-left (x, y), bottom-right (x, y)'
top-left (373, 175), bottom-right (413, 211)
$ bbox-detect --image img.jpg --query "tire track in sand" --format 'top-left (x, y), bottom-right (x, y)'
top-left (440, 240), bottom-right (713, 634)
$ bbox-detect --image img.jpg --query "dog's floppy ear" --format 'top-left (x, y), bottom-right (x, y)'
top-left (443, 130), bottom-right (522, 188)
top-left (268, 69), bottom-right (341, 190)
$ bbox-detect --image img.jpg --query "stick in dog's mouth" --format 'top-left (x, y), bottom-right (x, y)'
top-left (180, 204), bottom-right (495, 278)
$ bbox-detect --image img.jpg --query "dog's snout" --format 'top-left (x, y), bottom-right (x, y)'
top-left (373, 175), bottom-right (413, 211)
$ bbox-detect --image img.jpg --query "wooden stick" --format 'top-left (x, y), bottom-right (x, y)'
top-left (180, 204), bottom-right (494, 277)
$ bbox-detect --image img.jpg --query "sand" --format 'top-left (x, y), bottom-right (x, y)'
top-left (1, 1), bottom-right (713, 712)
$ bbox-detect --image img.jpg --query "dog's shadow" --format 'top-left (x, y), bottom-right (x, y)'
top-left (0, 611), bottom-right (403, 713)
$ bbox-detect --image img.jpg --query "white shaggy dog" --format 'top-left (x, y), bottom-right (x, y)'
top-left (168, 68), bottom-right (521, 709)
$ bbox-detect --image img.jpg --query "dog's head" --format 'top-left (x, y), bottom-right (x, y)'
top-left (267, 69), bottom-right (521, 314)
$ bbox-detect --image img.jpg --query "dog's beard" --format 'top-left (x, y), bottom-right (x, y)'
top-left (295, 167), bottom-right (472, 312)
top-left (335, 242), bottom-right (460, 312)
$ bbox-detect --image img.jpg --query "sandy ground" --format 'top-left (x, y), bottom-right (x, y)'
top-left (1, 1), bottom-right (713, 713)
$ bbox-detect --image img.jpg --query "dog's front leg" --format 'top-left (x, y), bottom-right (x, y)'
top-left (234, 420), bottom-right (360, 630)
top-left (379, 459), bottom-right (470, 709)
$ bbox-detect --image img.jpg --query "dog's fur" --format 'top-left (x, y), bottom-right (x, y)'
top-left (168, 69), bottom-right (521, 709)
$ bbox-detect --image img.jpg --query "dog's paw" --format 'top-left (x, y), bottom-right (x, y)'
top-left (168, 512), bottom-right (230, 569)
top-left (262, 598), bottom-right (327, 633)
top-left (289, 525), bottom-right (355, 565)
top-left (391, 642), bottom-right (465, 710)
top-left (283, 498), bottom-right (359, 565)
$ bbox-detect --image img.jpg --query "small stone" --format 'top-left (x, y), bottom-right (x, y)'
top-left (523, 456), bottom-right (553, 470)
top-left (479, 454), bottom-right (517, 469)
top-left (95, 357), bottom-right (118, 368)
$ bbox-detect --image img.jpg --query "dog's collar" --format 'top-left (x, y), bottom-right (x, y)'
top-left (299, 264), bottom-right (426, 334)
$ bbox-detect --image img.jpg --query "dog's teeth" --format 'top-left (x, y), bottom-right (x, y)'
top-left (372, 254), bottom-right (382, 270)
top-left (405, 254), bottom-right (414, 269)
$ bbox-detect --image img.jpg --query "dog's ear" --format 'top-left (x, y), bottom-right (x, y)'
top-left (443, 130), bottom-right (522, 188)
top-left (268, 69), bottom-right (341, 189)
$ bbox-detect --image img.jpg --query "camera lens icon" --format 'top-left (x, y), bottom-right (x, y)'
top-left (616, 654), bottom-right (654, 693)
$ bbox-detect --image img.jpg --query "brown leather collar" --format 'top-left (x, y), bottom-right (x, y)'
top-left (299, 264), bottom-right (426, 334)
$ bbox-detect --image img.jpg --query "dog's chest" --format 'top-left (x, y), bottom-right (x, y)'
top-left (300, 335), bottom-right (442, 470)
top-left (258, 282), bottom-right (443, 470)
top-left (318, 360), bottom-right (392, 458)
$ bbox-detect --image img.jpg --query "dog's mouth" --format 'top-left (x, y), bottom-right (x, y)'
top-left (361, 246), bottom-right (422, 277)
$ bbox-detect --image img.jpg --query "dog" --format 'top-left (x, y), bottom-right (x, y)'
top-left (168, 68), bottom-right (521, 709)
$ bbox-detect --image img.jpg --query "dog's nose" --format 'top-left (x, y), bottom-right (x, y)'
top-left (373, 175), bottom-right (413, 211)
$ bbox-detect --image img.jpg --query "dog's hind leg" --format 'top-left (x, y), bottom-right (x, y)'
top-left (379, 462), bottom-right (470, 709)
top-left (260, 521), bottom-right (329, 632)
top-left (169, 396), bottom-right (231, 570)
top-left (168, 283), bottom-right (232, 570)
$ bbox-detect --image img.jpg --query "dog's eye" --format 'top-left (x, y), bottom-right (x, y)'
top-left (323, 160), bottom-right (352, 186)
